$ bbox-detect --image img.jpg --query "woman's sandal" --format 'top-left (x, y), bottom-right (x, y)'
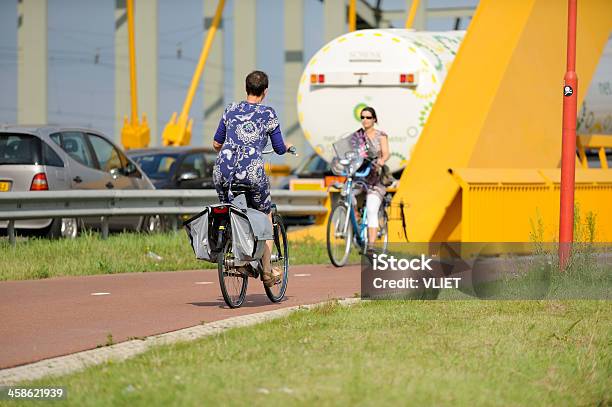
top-left (263, 266), bottom-right (282, 287)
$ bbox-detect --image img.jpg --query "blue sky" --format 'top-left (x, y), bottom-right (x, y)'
top-left (0, 0), bottom-right (478, 146)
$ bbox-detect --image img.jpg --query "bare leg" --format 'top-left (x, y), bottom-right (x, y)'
top-left (368, 227), bottom-right (377, 249)
top-left (262, 213), bottom-right (273, 275)
top-left (366, 194), bottom-right (383, 250)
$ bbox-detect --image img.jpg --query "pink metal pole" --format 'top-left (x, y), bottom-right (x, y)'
top-left (559, 0), bottom-right (578, 270)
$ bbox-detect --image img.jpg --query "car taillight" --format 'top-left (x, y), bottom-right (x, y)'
top-left (30, 173), bottom-right (49, 191)
top-left (213, 207), bottom-right (228, 214)
top-left (400, 73), bottom-right (415, 84)
top-left (310, 73), bottom-right (325, 84)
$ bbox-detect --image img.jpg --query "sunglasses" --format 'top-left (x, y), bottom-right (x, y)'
top-left (360, 115), bottom-right (374, 120)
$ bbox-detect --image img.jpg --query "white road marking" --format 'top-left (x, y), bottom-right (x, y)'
top-left (195, 282), bottom-right (214, 285)
top-left (91, 292), bottom-right (110, 296)
top-left (294, 273), bottom-right (311, 277)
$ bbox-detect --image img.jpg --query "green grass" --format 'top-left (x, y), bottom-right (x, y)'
top-left (0, 232), bottom-right (359, 281)
top-left (445, 252), bottom-right (612, 301)
top-left (15, 300), bottom-right (611, 406)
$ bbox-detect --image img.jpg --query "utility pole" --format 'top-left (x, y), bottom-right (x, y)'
top-left (559, 0), bottom-right (578, 270)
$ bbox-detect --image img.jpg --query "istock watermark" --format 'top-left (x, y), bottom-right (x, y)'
top-left (361, 243), bottom-right (612, 300)
top-left (371, 253), bottom-right (460, 289)
top-left (372, 253), bottom-right (433, 271)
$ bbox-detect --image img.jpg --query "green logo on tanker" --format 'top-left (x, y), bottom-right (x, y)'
top-left (353, 103), bottom-right (368, 122)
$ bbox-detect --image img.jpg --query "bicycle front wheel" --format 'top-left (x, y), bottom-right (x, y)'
top-left (326, 204), bottom-right (353, 267)
top-left (265, 213), bottom-right (289, 302)
top-left (218, 239), bottom-right (248, 308)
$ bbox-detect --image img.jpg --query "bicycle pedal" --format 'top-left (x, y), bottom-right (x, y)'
top-left (231, 266), bottom-right (248, 277)
top-left (225, 271), bottom-right (244, 278)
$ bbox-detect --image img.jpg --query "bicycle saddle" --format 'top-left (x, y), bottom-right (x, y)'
top-left (230, 183), bottom-right (251, 194)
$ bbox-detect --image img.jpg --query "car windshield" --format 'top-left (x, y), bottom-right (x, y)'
top-left (296, 153), bottom-right (329, 175)
top-left (0, 133), bottom-right (41, 165)
top-left (131, 153), bottom-right (179, 180)
top-left (204, 152), bottom-right (217, 173)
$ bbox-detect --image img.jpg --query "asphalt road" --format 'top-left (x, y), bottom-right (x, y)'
top-left (0, 264), bottom-right (360, 369)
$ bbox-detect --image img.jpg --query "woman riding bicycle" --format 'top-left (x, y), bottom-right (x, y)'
top-left (349, 106), bottom-right (390, 252)
top-left (212, 70), bottom-right (292, 287)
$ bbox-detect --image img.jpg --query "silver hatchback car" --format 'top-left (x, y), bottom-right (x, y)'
top-left (0, 125), bottom-right (155, 238)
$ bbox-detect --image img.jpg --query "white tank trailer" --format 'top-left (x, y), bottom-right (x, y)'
top-left (297, 29), bottom-right (612, 172)
top-left (578, 37), bottom-right (612, 136)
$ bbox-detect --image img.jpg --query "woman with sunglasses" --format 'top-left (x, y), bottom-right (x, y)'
top-left (350, 106), bottom-right (390, 251)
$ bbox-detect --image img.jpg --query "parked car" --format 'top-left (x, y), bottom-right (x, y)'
top-left (126, 146), bottom-right (217, 190)
top-left (269, 153), bottom-right (331, 227)
top-left (0, 125), bottom-right (155, 238)
top-left (277, 152), bottom-right (332, 190)
top-left (126, 146), bottom-right (219, 231)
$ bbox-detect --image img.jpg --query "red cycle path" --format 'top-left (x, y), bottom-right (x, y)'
top-left (0, 264), bottom-right (360, 369)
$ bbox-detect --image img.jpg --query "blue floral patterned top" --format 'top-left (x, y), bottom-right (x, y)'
top-left (212, 101), bottom-right (287, 213)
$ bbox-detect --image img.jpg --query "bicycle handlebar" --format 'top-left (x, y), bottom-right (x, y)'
top-left (263, 146), bottom-right (298, 156)
top-left (354, 166), bottom-right (371, 178)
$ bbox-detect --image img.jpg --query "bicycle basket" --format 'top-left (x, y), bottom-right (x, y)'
top-left (332, 135), bottom-right (357, 160)
top-left (331, 135), bottom-right (364, 176)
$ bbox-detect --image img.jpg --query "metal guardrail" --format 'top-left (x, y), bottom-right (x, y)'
top-left (0, 189), bottom-right (328, 243)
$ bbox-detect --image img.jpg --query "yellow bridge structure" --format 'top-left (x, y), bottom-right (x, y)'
top-left (290, 0), bottom-right (612, 244)
top-left (386, 0), bottom-right (612, 243)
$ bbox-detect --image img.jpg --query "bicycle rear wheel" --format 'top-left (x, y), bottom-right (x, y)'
top-left (218, 239), bottom-right (248, 308)
top-left (265, 213), bottom-right (289, 302)
top-left (326, 204), bottom-right (353, 267)
top-left (376, 210), bottom-right (389, 253)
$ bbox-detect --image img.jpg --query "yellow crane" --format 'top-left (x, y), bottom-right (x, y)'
top-left (120, 0), bottom-right (150, 149)
top-left (348, 0), bottom-right (356, 32)
top-left (405, 0), bottom-right (420, 29)
top-left (162, 0), bottom-right (225, 146)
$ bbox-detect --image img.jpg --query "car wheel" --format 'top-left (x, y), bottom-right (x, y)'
top-left (60, 218), bottom-right (79, 239)
top-left (142, 215), bottom-right (162, 234)
top-left (46, 218), bottom-right (79, 239)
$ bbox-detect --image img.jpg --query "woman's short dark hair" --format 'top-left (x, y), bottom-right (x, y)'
top-left (245, 71), bottom-right (269, 96)
top-left (361, 106), bottom-right (378, 123)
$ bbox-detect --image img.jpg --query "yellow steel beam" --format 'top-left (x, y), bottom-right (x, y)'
top-left (120, 0), bottom-right (150, 149)
top-left (264, 163), bottom-right (291, 176)
top-left (128, 0), bottom-right (137, 126)
top-left (405, 0), bottom-right (420, 29)
top-left (348, 0), bottom-right (356, 32)
top-left (577, 134), bottom-right (611, 168)
top-left (162, 0), bottom-right (225, 146)
top-left (448, 168), bottom-right (612, 242)
top-left (576, 136), bottom-right (588, 168)
top-left (599, 148), bottom-right (608, 169)
top-left (578, 134), bottom-right (612, 148)
top-left (389, 0), bottom-right (612, 243)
